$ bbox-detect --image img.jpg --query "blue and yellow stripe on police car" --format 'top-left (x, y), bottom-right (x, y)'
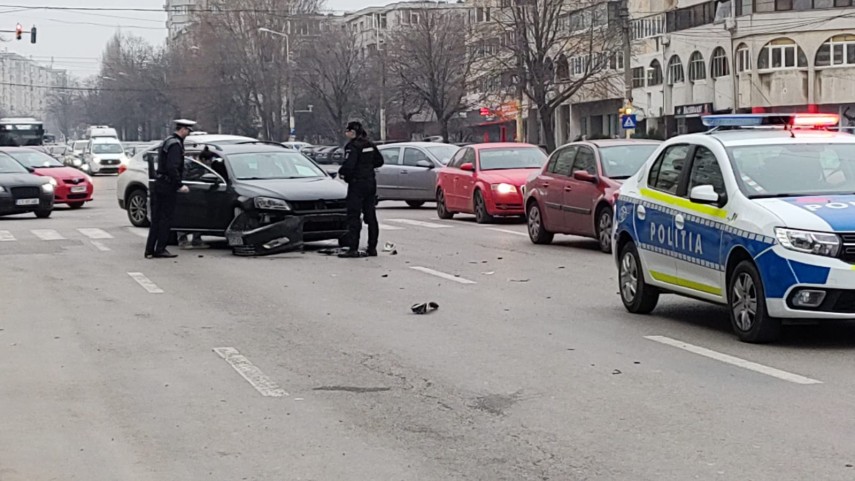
top-left (639, 188), bottom-right (728, 219)
top-left (649, 270), bottom-right (723, 296)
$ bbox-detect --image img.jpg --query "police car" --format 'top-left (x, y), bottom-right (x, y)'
top-left (613, 113), bottom-right (855, 343)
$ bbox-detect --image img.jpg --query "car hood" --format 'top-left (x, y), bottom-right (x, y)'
top-left (234, 177), bottom-right (347, 201)
top-left (33, 166), bottom-right (90, 181)
top-left (0, 173), bottom-right (49, 187)
top-left (754, 195), bottom-right (855, 231)
top-left (480, 168), bottom-right (541, 186)
top-left (94, 153), bottom-right (124, 159)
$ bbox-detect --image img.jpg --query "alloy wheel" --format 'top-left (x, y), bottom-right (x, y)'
top-left (528, 205), bottom-right (542, 238)
top-left (620, 252), bottom-right (638, 303)
top-left (129, 193), bottom-right (147, 224)
top-left (732, 273), bottom-right (758, 332)
top-left (598, 211), bottom-right (613, 252)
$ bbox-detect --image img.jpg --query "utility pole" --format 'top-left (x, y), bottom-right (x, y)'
top-left (378, 26), bottom-right (387, 142)
top-left (620, 0), bottom-right (634, 139)
top-left (514, 8), bottom-right (525, 143)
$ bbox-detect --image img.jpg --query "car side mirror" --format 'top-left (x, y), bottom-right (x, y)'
top-left (416, 160), bottom-right (434, 169)
top-left (329, 171), bottom-right (338, 179)
top-left (689, 185), bottom-right (725, 206)
top-left (460, 162), bottom-right (474, 172)
top-left (573, 170), bottom-right (597, 183)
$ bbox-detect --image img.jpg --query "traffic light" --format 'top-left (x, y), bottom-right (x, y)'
top-left (30, 26), bottom-right (36, 44)
top-left (479, 107), bottom-right (491, 117)
top-left (15, 24), bottom-right (22, 41)
top-left (619, 101), bottom-right (634, 116)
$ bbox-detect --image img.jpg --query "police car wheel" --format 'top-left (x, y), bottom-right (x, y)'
top-left (619, 242), bottom-right (659, 314)
top-left (728, 261), bottom-right (781, 343)
top-left (527, 202), bottom-right (553, 244)
top-left (596, 208), bottom-right (613, 254)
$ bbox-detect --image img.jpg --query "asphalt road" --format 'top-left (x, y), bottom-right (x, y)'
top-left (2, 176), bottom-right (855, 480)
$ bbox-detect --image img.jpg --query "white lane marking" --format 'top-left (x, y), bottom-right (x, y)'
top-left (90, 240), bottom-right (111, 252)
top-left (379, 223), bottom-right (404, 231)
top-left (645, 335), bottom-right (822, 385)
top-left (78, 228), bottom-right (113, 239)
top-left (386, 218), bottom-right (451, 229)
top-left (213, 347), bottom-right (288, 397)
top-left (0, 230), bottom-right (14, 241)
top-left (410, 266), bottom-right (477, 285)
top-left (126, 227), bottom-right (148, 238)
top-left (486, 227), bottom-right (528, 237)
top-left (32, 229), bottom-right (65, 241)
top-left (127, 272), bottom-right (164, 294)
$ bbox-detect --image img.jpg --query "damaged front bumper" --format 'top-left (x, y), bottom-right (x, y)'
top-left (225, 211), bottom-right (348, 256)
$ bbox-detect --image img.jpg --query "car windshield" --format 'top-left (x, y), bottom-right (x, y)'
top-left (73, 141), bottom-right (87, 151)
top-left (93, 143), bottom-right (123, 154)
top-left (0, 154), bottom-right (28, 174)
top-left (728, 143), bottom-right (855, 198)
top-left (229, 151), bottom-right (326, 180)
top-left (9, 150), bottom-right (64, 168)
top-left (478, 147), bottom-right (547, 171)
top-left (426, 145), bottom-right (460, 165)
top-left (600, 144), bottom-right (660, 179)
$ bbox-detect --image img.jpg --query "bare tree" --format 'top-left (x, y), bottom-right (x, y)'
top-left (386, 10), bottom-right (474, 142)
top-left (493, 0), bottom-right (623, 151)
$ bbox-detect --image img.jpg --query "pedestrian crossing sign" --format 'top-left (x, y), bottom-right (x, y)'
top-left (621, 114), bottom-right (637, 130)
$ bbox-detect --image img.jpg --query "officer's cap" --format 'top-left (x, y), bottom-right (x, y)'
top-left (174, 119), bottom-right (197, 131)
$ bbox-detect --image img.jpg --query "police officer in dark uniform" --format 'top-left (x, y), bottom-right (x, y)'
top-left (144, 119), bottom-right (195, 259)
top-left (338, 121), bottom-right (383, 258)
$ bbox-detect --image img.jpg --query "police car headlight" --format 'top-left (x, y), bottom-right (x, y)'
top-left (254, 197), bottom-right (292, 211)
top-left (775, 228), bottom-right (841, 257)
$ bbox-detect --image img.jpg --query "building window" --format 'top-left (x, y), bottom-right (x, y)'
top-left (666, 1), bottom-right (717, 33)
top-left (688, 51), bottom-right (706, 81)
top-left (667, 55), bottom-right (685, 84)
top-left (476, 7), bottom-right (491, 22)
top-left (816, 34), bottom-right (855, 67)
top-left (632, 67), bottom-right (646, 88)
top-left (736, 43), bottom-right (751, 72)
top-left (609, 52), bottom-right (624, 70)
top-left (648, 59), bottom-right (663, 86)
top-left (775, 0), bottom-right (793, 10)
top-left (835, 0), bottom-right (853, 5)
top-left (632, 14), bottom-right (666, 39)
top-left (757, 38), bottom-right (807, 70)
top-left (556, 54), bottom-right (570, 80)
top-left (710, 47), bottom-right (729, 77)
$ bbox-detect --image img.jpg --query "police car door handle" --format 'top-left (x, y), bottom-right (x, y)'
top-left (675, 214), bottom-right (685, 230)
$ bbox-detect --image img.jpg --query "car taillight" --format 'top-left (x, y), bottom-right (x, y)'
top-left (118, 164), bottom-right (127, 175)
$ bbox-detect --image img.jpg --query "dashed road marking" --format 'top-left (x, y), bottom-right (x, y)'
top-left (387, 218), bottom-right (451, 229)
top-left (645, 335), bottom-right (822, 385)
top-left (379, 223), bottom-right (404, 231)
top-left (31, 229), bottom-right (65, 241)
top-left (410, 266), bottom-right (477, 285)
top-left (90, 240), bottom-right (111, 252)
top-left (486, 227), bottom-right (529, 237)
top-left (78, 228), bottom-right (113, 239)
top-left (0, 230), bottom-right (14, 241)
top-left (127, 272), bottom-right (164, 294)
top-left (126, 227), bottom-right (148, 238)
top-left (213, 347), bottom-right (288, 397)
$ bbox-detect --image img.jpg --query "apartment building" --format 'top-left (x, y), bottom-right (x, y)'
top-left (0, 51), bottom-right (67, 121)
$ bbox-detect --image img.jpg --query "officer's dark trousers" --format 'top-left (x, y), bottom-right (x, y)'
top-left (344, 179), bottom-right (378, 251)
top-left (144, 185), bottom-right (177, 255)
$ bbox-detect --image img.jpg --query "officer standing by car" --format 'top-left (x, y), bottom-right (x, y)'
top-left (145, 119), bottom-right (194, 259)
top-left (338, 121), bottom-right (383, 258)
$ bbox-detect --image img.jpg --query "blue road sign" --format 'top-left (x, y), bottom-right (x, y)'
top-left (621, 114), bottom-right (637, 130)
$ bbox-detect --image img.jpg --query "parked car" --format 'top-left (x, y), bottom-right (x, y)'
top-left (117, 134), bottom-right (255, 227)
top-left (436, 143), bottom-right (547, 223)
top-left (2, 147), bottom-right (94, 209)
top-left (523, 139), bottom-right (661, 253)
top-left (145, 142), bottom-right (348, 255)
top-left (0, 152), bottom-right (55, 218)
top-left (376, 142), bottom-right (460, 207)
top-left (282, 141), bottom-right (312, 151)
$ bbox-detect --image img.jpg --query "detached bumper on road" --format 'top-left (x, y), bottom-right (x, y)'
top-left (226, 215), bottom-right (305, 256)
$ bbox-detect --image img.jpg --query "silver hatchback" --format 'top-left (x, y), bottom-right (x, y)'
top-left (376, 142), bottom-right (460, 207)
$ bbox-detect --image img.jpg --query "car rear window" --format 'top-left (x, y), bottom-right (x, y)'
top-left (599, 144), bottom-right (659, 179)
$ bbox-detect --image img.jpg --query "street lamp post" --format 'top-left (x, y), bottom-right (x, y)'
top-left (259, 27), bottom-right (296, 141)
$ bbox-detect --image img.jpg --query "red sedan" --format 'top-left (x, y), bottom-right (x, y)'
top-left (436, 143), bottom-right (547, 223)
top-left (2, 147), bottom-right (94, 209)
top-left (523, 139), bottom-right (660, 253)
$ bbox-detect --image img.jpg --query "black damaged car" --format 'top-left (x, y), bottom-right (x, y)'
top-left (148, 142), bottom-right (348, 256)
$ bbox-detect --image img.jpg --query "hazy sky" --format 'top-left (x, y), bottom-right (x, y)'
top-left (7, 0), bottom-right (397, 78)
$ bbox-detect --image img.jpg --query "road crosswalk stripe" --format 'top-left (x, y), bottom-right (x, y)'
top-left (0, 230), bottom-right (14, 241)
top-left (386, 219), bottom-right (451, 229)
top-left (126, 227), bottom-right (149, 238)
top-left (77, 228), bottom-right (113, 239)
top-left (127, 272), bottom-right (163, 294)
top-left (31, 229), bottom-right (65, 241)
top-left (486, 227), bottom-right (528, 237)
top-left (379, 223), bottom-right (404, 231)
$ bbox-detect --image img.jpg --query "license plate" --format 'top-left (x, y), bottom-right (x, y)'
top-left (227, 234), bottom-right (244, 246)
top-left (15, 198), bottom-right (39, 206)
top-left (71, 186), bottom-right (87, 193)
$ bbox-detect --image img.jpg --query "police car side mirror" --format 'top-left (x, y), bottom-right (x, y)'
top-left (690, 185), bottom-right (724, 206)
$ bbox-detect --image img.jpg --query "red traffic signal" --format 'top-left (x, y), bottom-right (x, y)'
top-left (15, 23), bottom-right (22, 41)
top-left (479, 107), bottom-right (491, 117)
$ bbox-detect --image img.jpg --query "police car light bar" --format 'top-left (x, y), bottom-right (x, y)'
top-left (702, 113), bottom-right (840, 129)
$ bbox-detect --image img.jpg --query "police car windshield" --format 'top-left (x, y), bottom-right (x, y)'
top-left (600, 145), bottom-right (659, 179)
top-left (728, 143), bottom-right (855, 198)
top-left (229, 152), bottom-right (325, 180)
top-left (479, 147), bottom-right (547, 171)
